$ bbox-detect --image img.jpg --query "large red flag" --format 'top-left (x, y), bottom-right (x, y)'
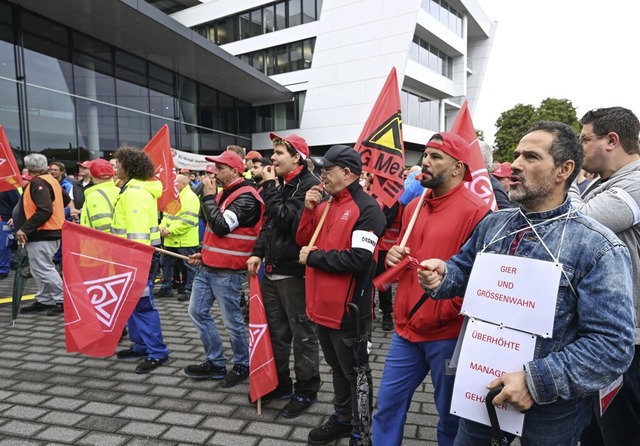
top-left (248, 274), bottom-right (278, 403)
top-left (62, 221), bottom-right (155, 357)
top-left (450, 101), bottom-right (498, 211)
top-left (354, 67), bottom-right (405, 208)
top-left (143, 124), bottom-right (181, 215)
top-left (0, 125), bottom-right (25, 192)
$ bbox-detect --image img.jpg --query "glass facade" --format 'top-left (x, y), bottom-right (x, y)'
top-left (409, 35), bottom-right (453, 79)
top-left (238, 38), bottom-right (315, 76)
top-left (422, 0), bottom-right (463, 37)
top-left (0, 2), bottom-right (303, 170)
top-left (194, 0), bottom-right (323, 45)
top-left (254, 91), bottom-right (306, 133)
top-left (400, 90), bottom-right (439, 130)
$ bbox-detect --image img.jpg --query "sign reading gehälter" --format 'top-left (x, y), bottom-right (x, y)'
top-left (461, 252), bottom-right (562, 338)
top-left (450, 318), bottom-right (537, 436)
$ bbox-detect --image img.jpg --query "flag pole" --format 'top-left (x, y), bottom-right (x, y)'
top-left (398, 188), bottom-right (427, 249)
top-left (307, 197), bottom-right (333, 247)
top-left (154, 247), bottom-right (191, 261)
top-left (257, 398), bottom-right (262, 415)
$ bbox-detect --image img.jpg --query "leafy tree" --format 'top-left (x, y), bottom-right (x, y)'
top-left (493, 98), bottom-right (580, 162)
top-left (494, 104), bottom-right (536, 162)
top-left (476, 129), bottom-right (485, 141)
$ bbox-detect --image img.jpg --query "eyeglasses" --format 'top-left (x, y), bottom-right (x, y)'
top-left (319, 167), bottom-right (342, 176)
top-left (579, 133), bottom-right (606, 144)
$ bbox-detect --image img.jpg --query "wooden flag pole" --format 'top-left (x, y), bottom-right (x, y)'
top-left (257, 398), bottom-right (262, 415)
top-left (398, 188), bottom-right (428, 249)
top-left (307, 197), bottom-right (333, 247)
top-left (155, 247), bottom-right (191, 261)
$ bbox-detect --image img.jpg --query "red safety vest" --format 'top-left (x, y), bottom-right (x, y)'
top-left (201, 185), bottom-right (264, 270)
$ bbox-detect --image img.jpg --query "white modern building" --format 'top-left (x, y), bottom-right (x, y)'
top-left (173, 0), bottom-right (496, 163)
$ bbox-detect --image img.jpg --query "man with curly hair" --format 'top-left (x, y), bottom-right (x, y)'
top-left (111, 147), bottom-right (170, 374)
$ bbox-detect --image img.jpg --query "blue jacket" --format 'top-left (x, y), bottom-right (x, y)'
top-left (429, 197), bottom-right (634, 405)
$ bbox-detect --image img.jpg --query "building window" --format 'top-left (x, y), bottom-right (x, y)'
top-left (400, 90), bottom-right (439, 130)
top-left (238, 38), bottom-right (315, 76)
top-left (410, 35), bottom-right (453, 79)
top-left (193, 0), bottom-right (322, 45)
top-left (422, 0), bottom-right (463, 37)
top-left (254, 91), bottom-right (305, 132)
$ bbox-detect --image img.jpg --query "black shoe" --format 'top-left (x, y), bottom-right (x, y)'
top-left (117, 347), bottom-right (148, 361)
top-left (282, 394), bottom-right (316, 419)
top-left (382, 313), bottom-right (394, 331)
top-left (46, 303), bottom-right (64, 316)
top-left (171, 280), bottom-right (183, 289)
top-left (157, 289), bottom-right (174, 298)
top-left (184, 361), bottom-right (227, 379)
top-left (308, 413), bottom-right (352, 444)
top-left (247, 386), bottom-right (293, 404)
top-left (177, 286), bottom-right (185, 294)
top-left (177, 292), bottom-right (190, 302)
top-left (349, 434), bottom-right (364, 446)
top-left (220, 364), bottom-right (249, 388)
top-left (135, 356), bottom-right (169, 374)
top-left (20, 301), bottom-right (53, 314)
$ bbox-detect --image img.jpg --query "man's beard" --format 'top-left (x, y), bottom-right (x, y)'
top-left (253, 174), bottom-right (263, 183)
top-left (420, 169), bottom-right (446, 189)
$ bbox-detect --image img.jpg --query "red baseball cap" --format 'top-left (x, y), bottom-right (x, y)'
top-left (205, 164), bottom-right (216, 173)
top-left (426, 132), bottom-right (473, 182)
top-left (492, 163), bottom-right (512, 179)
top-left (179, 167), bottom-right (190, 174)
top-left (245, 150), bottom-right (262, 160)
top-left (205, 151), bottom-right (245, 173)
top-left (269, 132), bottom-right (310, 160)
top-left (77, 160), bottom-right (92, 169)
top-left (89, 158), bottom-right (114, 179)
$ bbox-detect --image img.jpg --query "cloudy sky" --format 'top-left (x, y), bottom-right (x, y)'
top-left (473, 0), bottom-right (640, 144)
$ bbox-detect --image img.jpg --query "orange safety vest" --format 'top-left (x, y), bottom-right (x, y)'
top-left (201, 185), bottom-right (264, 270)
top-left (23, 173), bottom-right (65, 230)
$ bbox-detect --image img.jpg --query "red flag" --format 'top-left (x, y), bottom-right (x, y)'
top-left (450, 101), bottom-right (498, 211)
top-left (0, 125), bottom-right (25, 192)
top-left (373, 255), bottom-right (424, 292)
top-left (143, 125), bottom-right (181, 215)
top-left (248, 274), bottom-right (278, 402)
top-left (62, 221), bottom-right (155, 357)
top-left (354, 67), bottom-right (405, 208)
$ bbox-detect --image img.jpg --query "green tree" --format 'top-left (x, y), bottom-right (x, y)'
top-left (494, 104), bottom-right (536, 162)
top-left (476, 129), bottom-right (485, 141)
top-left (493, 98), bottom-right (580, 162)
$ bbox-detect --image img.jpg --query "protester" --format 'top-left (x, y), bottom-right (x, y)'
top-left (184, 150), bottom-right (264, 388)
top-left (418, 121), bottom-right (635, 445)
top-left (373, 133), bottom-right (490, 446)
top-left (398, 165), bottom-right (423, 206)
top-left (158, 173), bottom-right (200, 302)
top-left (249, 156), bottom-right (272, 192)
top-left (247, 133), bottom-right (321, 418)
top-left (297, 145), bottom-right (386, 446)
top-left (16, 153), bottom-right (67, 316)
top-left (245, 150), bottom-right (262, 170)
top-left (571, 107), bottom-right (640, 446)
top-left (70, 160), bottom-right (93, 221)
top-left (112, 147), bottom-right (170, 374)
top-left (480, 141), bottom-right (512, 209)
top-left (79, 158), bottom-right (119, 232)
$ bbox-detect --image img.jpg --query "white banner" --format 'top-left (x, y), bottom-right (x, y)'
top-left (461, 252), bottom-right (561, 338)
top-left (171, 148), bottom-right (214, 170)
top-left (450, 318), bottom-right (537, 436)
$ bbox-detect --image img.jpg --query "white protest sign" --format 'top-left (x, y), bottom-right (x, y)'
top-left (451, 318), bottom-right (537, 436)
top-left (461, 252), bottom-right (561, 337)
top-left (171, 148), bottom-right (213, 170)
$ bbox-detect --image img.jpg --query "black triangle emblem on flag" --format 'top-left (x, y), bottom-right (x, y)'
top-left (362, 112), bottom-right (403, 156)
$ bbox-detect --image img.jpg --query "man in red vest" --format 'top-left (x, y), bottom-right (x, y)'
top-left (16, 153), bottom-right (69, 316)
top-left (185, 151), bottom-right (264, 388)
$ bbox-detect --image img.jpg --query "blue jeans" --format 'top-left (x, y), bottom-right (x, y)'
top-left (454, 398), bottom-right (590, 446)
top-left (373, 333), bottom-right (458, 446)
top-left (188, 267), bottom-right (248, 367)
top-left (159, 246), bottom-right (198, 294)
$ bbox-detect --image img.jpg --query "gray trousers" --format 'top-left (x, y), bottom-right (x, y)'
top-left (262, 275), bottom-right (321, 397)
top-left (26, 239), bottom-right (63, 305)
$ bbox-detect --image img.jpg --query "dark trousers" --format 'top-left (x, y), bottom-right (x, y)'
top-left (375, 250), bottom-right (393, 314)
top-left (317, 320), bottom-right (372, 431)
top-left (581, 345), bottom-right (640, 446)
top-left (262, 275), bottom-right (320, 397)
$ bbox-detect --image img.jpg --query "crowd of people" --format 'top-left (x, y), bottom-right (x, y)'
top-left (6, 106), bottom-right (640, 446)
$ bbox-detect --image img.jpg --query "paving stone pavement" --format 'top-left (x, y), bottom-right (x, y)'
top-left (0, 269), bottom-right (457, 446)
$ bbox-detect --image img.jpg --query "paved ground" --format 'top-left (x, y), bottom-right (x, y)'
top-left (0, 269), bottom-right (443, 445)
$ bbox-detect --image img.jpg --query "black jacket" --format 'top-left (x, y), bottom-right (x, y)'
top-left (201, 180), bottom-right (262, 236)
top-left (252, 165), bottom-right (320, 276)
